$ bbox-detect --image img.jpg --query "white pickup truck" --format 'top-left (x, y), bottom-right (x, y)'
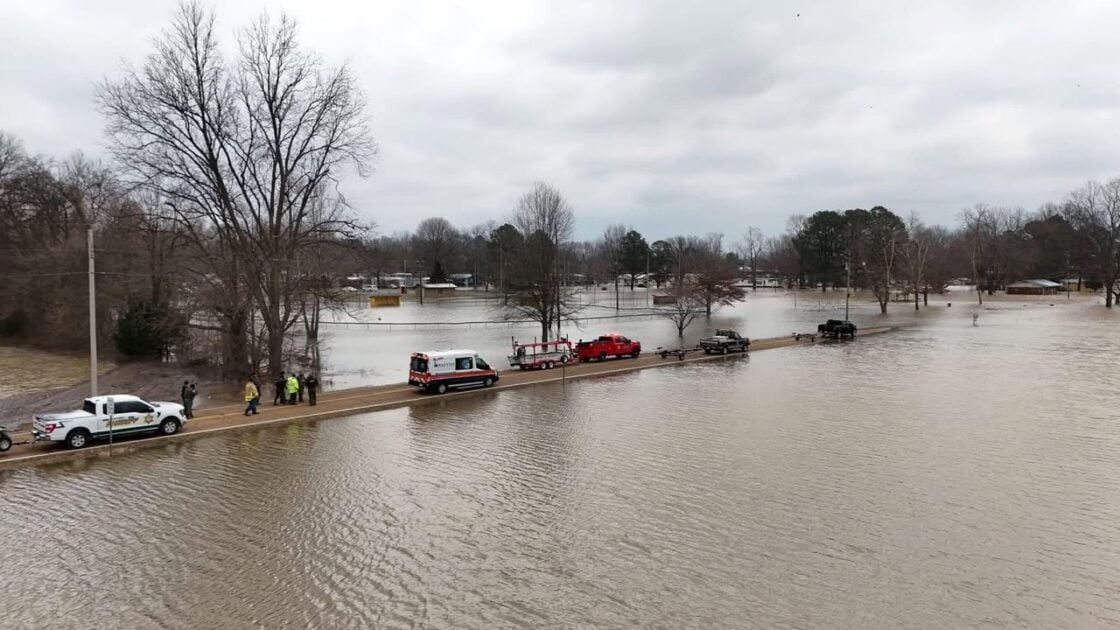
top-left (32, 395), bottom-right (187, 449)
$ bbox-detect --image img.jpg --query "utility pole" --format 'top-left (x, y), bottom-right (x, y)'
top-left (88, 227), bottom-right (98, 397)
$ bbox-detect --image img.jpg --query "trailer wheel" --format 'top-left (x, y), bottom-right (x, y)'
top-left (65, 429), bottom-right (91, 449)
top-left (544, 361), bottom-right (553, 370)
top-left (0, 434), bottom-right (11, 452)
top-left (559, 355), bottom-right (569, 364)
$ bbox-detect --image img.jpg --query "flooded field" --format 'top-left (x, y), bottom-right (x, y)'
top-left (1, 296), bottom-right (1118, 628)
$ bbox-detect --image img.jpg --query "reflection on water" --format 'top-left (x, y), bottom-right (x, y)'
top-left (1, 300), bottom-right (1119, 628)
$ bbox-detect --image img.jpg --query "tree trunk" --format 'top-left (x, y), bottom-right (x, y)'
top-left (923, 288), bottom-right (928, 306)
top-left (914, 290), bottom-right (919, 311)
top-left (225, 308), bottom-right (249, 379)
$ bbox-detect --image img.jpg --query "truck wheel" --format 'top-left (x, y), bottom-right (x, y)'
top-left (630, 349), bottom-right (640, 358)
top-left (721, 346), bottom-right (728, 355)
top-left (159, 418), bottom-right (181, 436)
top-left (598, 352), bottom-right (607, 362)
top-left (435, 382), bottom-right (448, 394)
top-left (483, 377), bottom-right (494, 387)
top-left (65, 429), bottom-right (91, 449)
top-left (704, 348), bottom-right (711, 354)
top-left (0, 435), bottom-right (11, 452)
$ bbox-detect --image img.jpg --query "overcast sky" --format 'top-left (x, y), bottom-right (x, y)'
top-left (2, 0), bottom-right (1119, 241)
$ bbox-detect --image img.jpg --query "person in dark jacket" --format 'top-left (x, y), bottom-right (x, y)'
top-left (180, 381), bottom-right (195, 419)
top-left (305, 373), bottom-right (319, 406)
top-left (274, 373), bottom-right (286, 405)
top-left (297, 372), bottom-right (306, 403)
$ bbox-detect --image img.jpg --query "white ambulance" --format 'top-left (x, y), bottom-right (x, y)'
top-left (408, 349), bottom-right (499, 394)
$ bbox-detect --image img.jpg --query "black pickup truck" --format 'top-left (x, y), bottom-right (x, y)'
top-left (818, 319), bottom-right (857, 339)
top-left (699, 329), bottom-right (751, 354)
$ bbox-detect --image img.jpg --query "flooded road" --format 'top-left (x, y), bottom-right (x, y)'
top-left (2, 299), bottom-right (1119, 628)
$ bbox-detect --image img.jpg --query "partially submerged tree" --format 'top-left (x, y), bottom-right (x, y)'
top-left (508, 182), bottom-right (576, 341)
top-left (659, 284), bottom-right (703, 337)
top-left (1064, 179), bottom-right (1120, 307)
top-left (848, 206), bottom-right (907, 314)
top-left (689, 233), bottom-right (745, 316)
top-left (737, 227), bottom-right (765, 290)
top-left (600, 224), bottom-right (626, 310)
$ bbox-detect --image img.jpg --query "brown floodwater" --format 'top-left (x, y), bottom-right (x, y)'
top-left (1, 298), bottom-right (1118, 628)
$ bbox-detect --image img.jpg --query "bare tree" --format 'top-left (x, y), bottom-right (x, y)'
top-left (903, 213), bottom-right (931, 310)
top-left (737, 227), bottom-right (764, 290)
top-left (600, 223), bottom-right (626, 310)
top-left (659, 284), bottom-right (703, 337)
top-left (97, 2), bottom-right (375, 375)
top-left (690, 233), bottom-right (745, 316)
top-left (1064, 179), bottom-right (1120, 307)
top-left (508, 182), bottom-right (576, 341)
top-left (413, 217), bottom-right (458, 282)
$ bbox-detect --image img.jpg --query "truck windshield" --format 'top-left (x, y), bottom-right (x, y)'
top-left (410, 357), bottom-right (428, 372)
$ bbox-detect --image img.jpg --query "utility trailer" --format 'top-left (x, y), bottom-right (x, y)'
top-left (508, 337), bottom-right (573, 370)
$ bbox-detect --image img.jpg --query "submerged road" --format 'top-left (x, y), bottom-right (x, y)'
top-left (0, 328), bottom-right (890, 471)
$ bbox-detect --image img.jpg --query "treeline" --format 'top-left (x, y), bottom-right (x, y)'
top-left (4, 2), bottom-right (1119, 379)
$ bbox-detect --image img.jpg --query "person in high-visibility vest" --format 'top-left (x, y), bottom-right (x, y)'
top-left (286, 374), bottom-right (299, 405)
top-left (244, 378), bottom-right (259, 416)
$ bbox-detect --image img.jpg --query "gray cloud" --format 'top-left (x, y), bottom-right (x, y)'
top-left (3, 0), bottom-right (1119, 241)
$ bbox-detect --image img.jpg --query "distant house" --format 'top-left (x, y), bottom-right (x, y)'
top-left (652, 292), bottom-right (677, 305)
top-left (1007, 279), bottom-right (1061, 295)
top-left (421, 283), bottom-right (458, 298)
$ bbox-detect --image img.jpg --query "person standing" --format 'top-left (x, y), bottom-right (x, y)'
top-left (183, 382), bottom-right (197, 419)
top-left (286, 373), bottom-right (299, 405)
top-left (180, 381), bottom-right (192, 417)
top-left (297, 372), bottom-right (306, 403)
top-left (274, 373), bottom-right (286, 405)
top-left (244, 377), bottom-right (259, 416)
top-left (305, 372), bottom-right (319, 406)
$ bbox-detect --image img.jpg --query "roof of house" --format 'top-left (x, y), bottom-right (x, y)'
top-left (1007, 279), bottom-right (1061, 288)
top-left (422, 283), bottom-right (458, 289)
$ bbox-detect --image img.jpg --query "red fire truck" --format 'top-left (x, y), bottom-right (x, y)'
top-left (575, 333), bottom-right (641, 362)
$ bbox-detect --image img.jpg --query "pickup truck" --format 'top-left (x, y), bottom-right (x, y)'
top-left (32, 394), bottom-right (186, 449)
top-left (699, 329), bottom-right (750, 354)
top-left (576, 333), bottom-right (641, 362)
top-left (817, 319), bottom-right (857, 339)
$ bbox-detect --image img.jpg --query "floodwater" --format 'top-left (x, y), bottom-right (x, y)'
top-left (2, 296), bottom-right (1119, 628)
top-left (317, 288), bottom-right (929, 390)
